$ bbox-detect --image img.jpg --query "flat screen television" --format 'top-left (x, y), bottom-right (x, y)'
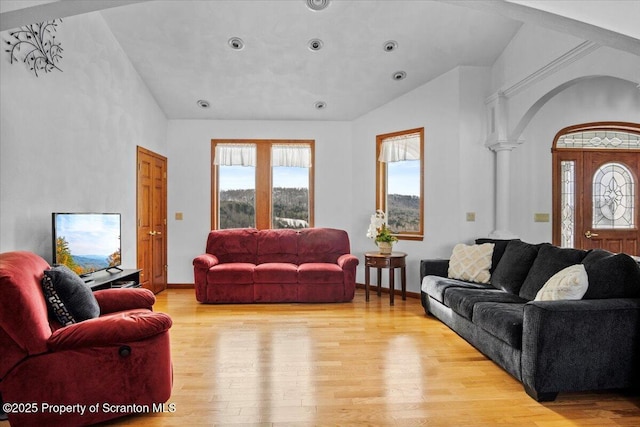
top-left (52, 212), bottom-right (122, 277)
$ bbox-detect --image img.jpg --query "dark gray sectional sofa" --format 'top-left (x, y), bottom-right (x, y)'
top-left (420, 239), bottom-right (640, 401)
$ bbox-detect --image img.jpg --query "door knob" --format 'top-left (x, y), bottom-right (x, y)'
top-left (584, 230), bottom-right (599, 239)
top-left (149, 231), bottom-right (156, 236)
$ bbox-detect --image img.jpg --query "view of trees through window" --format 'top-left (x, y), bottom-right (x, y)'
top-left (386, 160), bottom-right (421, 232)
top-left (219, 166), bottom-right (256, 229)
top-left (213, 140), bottom-right (314, 230)
top-left (272, 166), bottom-right (310, 228)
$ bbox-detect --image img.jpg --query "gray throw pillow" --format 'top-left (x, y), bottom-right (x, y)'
top-left (490, 240), bottom-right (542, 295)
top-left (582, 249), bottom-right (640, 299)
top-left (42, 265), bottom-right (100, 326)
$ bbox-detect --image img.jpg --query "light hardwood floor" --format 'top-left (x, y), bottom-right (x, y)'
top-left (105, 288), bottom-right (640, 426)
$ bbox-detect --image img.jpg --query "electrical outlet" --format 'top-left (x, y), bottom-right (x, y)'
top-left (466, 212), bottom-right (476, 222)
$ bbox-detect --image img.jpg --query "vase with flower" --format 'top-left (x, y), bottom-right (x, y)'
top-left (366, 210), bottom-right (398, 254)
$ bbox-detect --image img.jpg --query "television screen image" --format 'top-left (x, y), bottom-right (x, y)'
top-left (52, 213), bottom-right (121, 276)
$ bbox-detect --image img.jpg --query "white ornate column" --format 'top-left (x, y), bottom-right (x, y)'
top-left (487, 141), bottom-right (521, 238)
top-left (485, 92), bottom-right (522, 238)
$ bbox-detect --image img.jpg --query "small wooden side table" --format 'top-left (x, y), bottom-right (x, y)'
top-left (364, 251), bottom-right (407, 306)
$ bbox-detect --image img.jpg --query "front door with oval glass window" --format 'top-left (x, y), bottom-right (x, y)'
top-left (553, 123), bottom-right (639, 256)
top-left (582, 152), bottom-right (638, 253)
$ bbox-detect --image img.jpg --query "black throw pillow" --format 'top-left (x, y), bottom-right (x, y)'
top-left (490, 240), bottom-right (542, 295)
top-left (518, 245), bottom-right (589, 300)
top-left (42, 265), bottom-right (100, 326)
top-left (582, 250), bottom-right (640, 299)
top-left (475, 238), bottom-right (518, 275)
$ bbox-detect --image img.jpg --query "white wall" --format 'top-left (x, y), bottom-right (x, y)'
top-left (491, 23), bottom-right (585, 95)
top-left (167, 66), bottom-right (495, 291)
top-left (510, 76), bottom-right (640, 243)
top-left (487, 22), bottom-right (640, 244)
top-left (350, 66), bottom-right (495, 293)
top-left (166, 120), bottom-right (352, 283)
top-left (0, 12), bottom-right (167, 265)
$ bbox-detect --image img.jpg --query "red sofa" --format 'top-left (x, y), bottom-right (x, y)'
top-left (193, 228), bottom-right (359, 303)
top-left (0, 251), bottom-right (173, 427)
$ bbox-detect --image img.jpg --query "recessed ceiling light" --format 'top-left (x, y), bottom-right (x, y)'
top-left (383, 40), bottom-right (398, 52)
top-left (314, 101), bottom-right (327, 110)
top-left (308, 39), bottom-right (324, 51)
top-left (228, 37), bottom-right (244, 50)
top-left (306, 0), bottom-right (330, 11)
top-left (197, 99), bottom-right (210, 108)
top-left (392, 71), bottom-right (407, 81)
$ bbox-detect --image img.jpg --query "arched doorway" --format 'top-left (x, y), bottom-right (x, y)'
top-left (552, 122), bottom-right (640, 255)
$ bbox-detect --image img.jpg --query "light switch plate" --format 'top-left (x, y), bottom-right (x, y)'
top-left (175, 212), bottom-right (183, 220)
top-left (534, 213), bottom-right (550, 222)
top-left (466, 212), bottom-right (476, 222)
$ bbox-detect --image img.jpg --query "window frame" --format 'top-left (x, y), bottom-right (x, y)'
top-left (211, 139), bottom-right (315, 230)
top-left (376, 127), bottom-right (424, 241)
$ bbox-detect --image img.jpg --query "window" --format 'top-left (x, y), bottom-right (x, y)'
top-left (592, 162), bottom-right (635, 229)
top-left (212, 140), bottom-right (314, 230)
top-left (559, 160), bottom-right (576, 248)
top-left (215, 144), bottom-right (256, 229)
top-left (376, 128), bottom-right (424, 240)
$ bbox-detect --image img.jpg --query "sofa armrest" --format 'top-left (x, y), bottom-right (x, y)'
top-left (193, 253), bottom-right (219, 270)
top-left (93, 288), bottom-right (156, 314)
top-left (420, 259), bottom-right (449, 281)
top-left (47, 311), bottom-right (172, 352)
top-left (522, 298), bottom-right (640, 398)
top-left (337, 254), bottom-right (359, 270)
top-left (337, 254), bottom-right (359, 297)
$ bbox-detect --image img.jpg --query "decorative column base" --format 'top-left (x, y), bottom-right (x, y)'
top-left (488, 229), bottom-right (519, 239)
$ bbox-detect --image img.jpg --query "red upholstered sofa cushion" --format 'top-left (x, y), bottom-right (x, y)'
top-left (193, 228), bottom-right (358, 303)
top-left (297, 228), bottom-right (350, 264)
top-left (254, 263), bottom-right (299, 283)
top-left (298, 263), bottom-right (344, 284)
top-left (206, 227), bottom-right (258, 264)
top-left (208, 262), bottom-right (255, 284)
top-left (257, 228), bottom-right (299, 264)
top-left (0, 251), bottom-right (51, 379)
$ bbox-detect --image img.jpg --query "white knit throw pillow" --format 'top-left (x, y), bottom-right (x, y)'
top-left (534, 264), bottom-right (589, 301)
top-left (448, 243), bottom-right (495, 284)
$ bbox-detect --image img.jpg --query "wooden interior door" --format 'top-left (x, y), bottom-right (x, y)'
top-left (137, 147), bottom-right (168, 293)
top-left (580, 152), bottom-right (639, 255)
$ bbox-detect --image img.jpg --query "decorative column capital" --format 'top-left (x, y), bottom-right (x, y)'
top-left (486, 138), bottom-right (524, 152)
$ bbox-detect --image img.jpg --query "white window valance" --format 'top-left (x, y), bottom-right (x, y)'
top-left (378, 133), bottom-right (421, 163)
top-left (213, 143), bottom-right (256, 166)
top-left (272, 144), bottom-right (312, 168)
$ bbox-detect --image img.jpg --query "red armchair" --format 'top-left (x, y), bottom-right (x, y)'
top-left (0, 251), bottom-right (172, 427)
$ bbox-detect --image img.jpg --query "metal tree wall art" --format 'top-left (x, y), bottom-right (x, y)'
top-left (5, 19), bottom-right (63, 77)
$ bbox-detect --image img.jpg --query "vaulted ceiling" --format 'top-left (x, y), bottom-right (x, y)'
top-left (2, 1), bottom-right (638, 121)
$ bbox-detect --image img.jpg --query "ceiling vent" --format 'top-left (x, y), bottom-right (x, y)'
top-left (392, 71), bottom-right (407, 81)
top-left (228, 37), bottom-right (244, 50)
top-left (306, 0), bottom-right (330, 11)
top-left (383, 40), bottom-right (398, 52)
top-left (308, 39), bottom-right (324, 51)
